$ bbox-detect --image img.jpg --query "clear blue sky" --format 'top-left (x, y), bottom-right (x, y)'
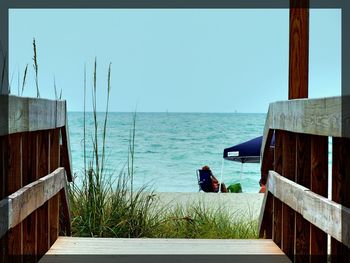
top-left (9, 9), bottom-right (341, 113)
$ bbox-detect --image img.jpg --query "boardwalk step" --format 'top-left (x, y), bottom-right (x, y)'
top-left (40, 237), bottom-right (290, 263)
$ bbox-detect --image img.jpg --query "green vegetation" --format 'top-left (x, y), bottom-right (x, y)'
top-left (153, 203), bottom-right (258, 239)
top-left (21, 64), bottom-right (28, 96)
top-left (68, 59), bottom-right (258, 239)
top-left (32, 38), bottom-right (40, 98)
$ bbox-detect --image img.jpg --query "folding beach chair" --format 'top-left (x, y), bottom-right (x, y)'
top-left (197, 169), bottom-right (217, 193)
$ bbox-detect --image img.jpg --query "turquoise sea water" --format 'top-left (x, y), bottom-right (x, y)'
top-left (68, 112), bottom-right (266, 193)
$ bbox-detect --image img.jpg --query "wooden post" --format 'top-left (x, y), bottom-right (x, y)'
top-left (295, 134), bottom-right (311, 262)
top-left (289, 0), bottom-right (309, 100)
top-left (273, 130), bottom-right (283, 248)
top-left (310, 135), bottom-right (328, 262)
top-left (331, 138), bottom-right (350, 262)
top-left (288, 1), bottom-right (309, 261)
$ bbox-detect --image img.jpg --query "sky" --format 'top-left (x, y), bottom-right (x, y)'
top-left (9, 8), bottom-right (341, 113)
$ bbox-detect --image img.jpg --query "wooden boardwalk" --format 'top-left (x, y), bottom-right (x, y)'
top-left (40, 237), bottom-right (290, 263)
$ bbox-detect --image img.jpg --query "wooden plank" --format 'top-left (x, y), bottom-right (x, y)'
top-left (59, 186), bottom-right (71, 236)
top-left (271, 97), bottom-right (341, 137)
top-left (260, 107), bottom-right (273, 168)
top-left (0, 135), bottom-right (8, 262)
top-left (268, 170), bottom-right (350, 248)
top-left (60, 116), bottom-right (72, 182)
top-left (56, 100), bottom-right (66, 128)
top-left (0, 136), bottom-right (4, 198)
top-left (260, 96), bottom-right (343, 160)
top-left (288, 0), bottom-right (309, 100)
top-left (49, 129), bottom-right (60, 246)
top-left (258, 190), bottom-right (272, 238)
top-left (6, 134), bottom-right (23, 256)
top-left (0, 136), bottom-right (8, 261)
top-left (331, 138), bottom-right (350, 261)
top-left (0, 137), bottom-right (5, 261)
top-left (0, 95), bottom-right (66, 136)
top-left (260, 123), bottom-right (274, 181)
top-left (281, 132), bottom-right (296, 260)
top-left (22, 131), bottom-right (38, 259)
top-left (258, 124), bottom-right (274, 238)
top-left (42, 237), bottom-right (290, 261)
top-left (0, 168), bottom-right (66, 239)
top-left (37, 131), bottom-right (50, 258)
top-left (295, 134), bottom-right (311, 261)
top-left (310, 136), bottom-right (327, 262)
top-left (273, 130), bottom-right (283, 248)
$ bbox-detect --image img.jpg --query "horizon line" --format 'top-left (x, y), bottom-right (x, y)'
top-left (67, 111), bottom-right (267, 114)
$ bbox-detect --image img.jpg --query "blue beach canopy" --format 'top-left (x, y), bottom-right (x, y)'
top-left (223, 135), bottom-right (275, 164)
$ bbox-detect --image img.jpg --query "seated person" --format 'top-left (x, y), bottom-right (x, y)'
top-left (259, 179), bottom-right (266, 193)
top-left (202, 165), bottom-right (227, 193)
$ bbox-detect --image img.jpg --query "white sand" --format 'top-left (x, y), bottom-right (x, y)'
top-left (151, 192), bottom-right (264, 221)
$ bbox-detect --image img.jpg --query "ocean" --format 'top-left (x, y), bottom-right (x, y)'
top-left (68, 112), bottom-right (267, 193)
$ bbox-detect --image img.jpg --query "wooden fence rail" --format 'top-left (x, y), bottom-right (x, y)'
top-left (259, 96), bottom-right (350, 262)
top-left (263, 171), bottom-right (350, 248)
top-left (0, 168), bottom-right (70, 239)
top-left (0, 95), bottom-right (72, 261)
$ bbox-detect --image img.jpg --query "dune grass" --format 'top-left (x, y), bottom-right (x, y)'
top-left (68, 59), bottom-right (258, 239)
top-left (32, 38), bottom-right (40, 98)
top-left (154, 203), bottom-right (258, 239)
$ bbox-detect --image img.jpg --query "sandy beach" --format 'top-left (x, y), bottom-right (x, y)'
top-left (152, 192), bottom-right (264, 221)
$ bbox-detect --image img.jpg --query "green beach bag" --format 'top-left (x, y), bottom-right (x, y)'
top-left (227, 183), bottom-right (242, 193)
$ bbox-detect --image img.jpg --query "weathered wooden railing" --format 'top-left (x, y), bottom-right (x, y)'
top-left (259, 96), bottom-right (350, 262)
top-left (0, 95), bottom-right (72, 261)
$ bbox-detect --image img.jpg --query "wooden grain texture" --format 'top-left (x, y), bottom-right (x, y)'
top-left (260, 96), bottom-right (342, 163)
top-left (56, 101), bottom-right (65, 129)
top-left (0, 136), bottom-right (4, 199)
top-left (294, 134), bottom-right (311, 261)
top-left (0, 138), bottom-right (9, 263)
top-left (310, 136), bottom-right (327, 262)
top-left (258, 127), bottom-right (274, 238)
top-left (268, 171), bottom-right (350, 248)
top-left (60, 122), bottom-right (72, 182)
top-left (260, 127), bottom-right (274, 183)
top-left (271, 97), bottom-right (341, 137)
top-left (0, 168), bottom-right (66, 239)
top-left (42, 237), bottom-right (290, 260)
top-left (0, 95), bottom-right (66, 136)
top-left (331, 138), bottom-right (350, 261)
top-left (37, 131), bottom-right (50, 258)
top-left (0, 137), bottom-right (5, 261)
top-left (343, 95), bottom-right (350, 138)
top-left (49, 129), bottom-right (60, 247)
top-left (288, 0), bottom-right (309, 100)
top-left (6, 133), bottom-right (23, 256)
top-left (59, 186), bottom-right (71, 237)
top-left (281, 132), bottom-right (296, 261)
top-left (258, 191), bottom-right (272, 238)
top-left (273, 130), bottom-right (283, 248)
top-left (22, 131), bottom-right (38, 259)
